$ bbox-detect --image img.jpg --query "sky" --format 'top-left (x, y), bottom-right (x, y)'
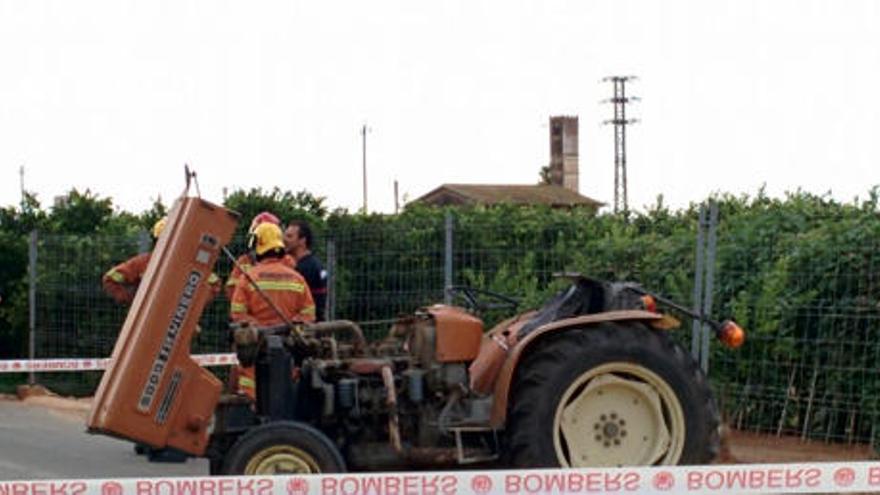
top-left (1, 0), bottom-right (879, 215)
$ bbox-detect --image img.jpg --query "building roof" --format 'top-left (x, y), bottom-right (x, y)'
top-left (412, 184), bottom-right (604, 209)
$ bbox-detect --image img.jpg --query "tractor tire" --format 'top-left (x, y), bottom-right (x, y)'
top-left (220, 422), bottom-right (346, 475)
top-left (507, 321), bottom-right (719, 468)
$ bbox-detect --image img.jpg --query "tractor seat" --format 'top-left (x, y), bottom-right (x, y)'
top-left (517, 284), bottom-right (580, 338)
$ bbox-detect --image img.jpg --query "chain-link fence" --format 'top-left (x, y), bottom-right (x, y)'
top-left (328, 215), bottom-right (447, 339)
top-left (31, 232), bottom-right (145, 394)
top-left (13, 204), bottom-right (880, 453)
top-left (709, 203), bottom-right (880, 449)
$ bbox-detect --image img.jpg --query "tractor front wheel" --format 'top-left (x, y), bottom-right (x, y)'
top-left (507, 321), bottom-right (719, 467)
top-left (220, 422), bottom-right (345, 475)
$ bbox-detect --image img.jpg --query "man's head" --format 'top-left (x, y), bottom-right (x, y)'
top-left (251, 223), bottom-right (286, 260)
top-left (284, 220), bottom-right (313, 253)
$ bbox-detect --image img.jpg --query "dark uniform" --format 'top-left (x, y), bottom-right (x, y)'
top-left (295, 253), bottom-right (327, 321)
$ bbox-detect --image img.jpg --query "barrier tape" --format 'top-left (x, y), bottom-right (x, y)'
top-left (0, 354), bottom-right (238, 373)
top-left (2, 462), bottom-right (880, 494)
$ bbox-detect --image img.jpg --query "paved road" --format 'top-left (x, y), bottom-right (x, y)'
top-left (0, 399), bottom-right (207, 480)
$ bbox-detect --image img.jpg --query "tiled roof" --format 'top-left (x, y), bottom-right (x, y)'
top-left (413, 184), bottom-right (603, 208)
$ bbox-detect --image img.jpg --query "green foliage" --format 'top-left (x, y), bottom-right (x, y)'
top-left (47, 189), bottom-right (114, 234)
top-left (0, 230), bottom-right (28, 359)
top-left (0, 193), bottom-right (45, 360)
top-left (538, 165), bottom-right (552, 185)
top-left (705, 189), bottom-right (880, 442)
top-left (223, 187), bottom-right (328, 238)
top-left (138, 197), bottom-right (168, 232)
top-left (0, 192), bottom-right (47, 235)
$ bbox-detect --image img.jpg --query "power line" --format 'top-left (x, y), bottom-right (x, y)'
top-left (602, 76), bottom-right (640, 214)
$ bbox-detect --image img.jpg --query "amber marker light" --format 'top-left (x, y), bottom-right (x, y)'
top-left (640, 295), bottom-right (658, 313)
top-left (718, 320), bottom-right (746, 349)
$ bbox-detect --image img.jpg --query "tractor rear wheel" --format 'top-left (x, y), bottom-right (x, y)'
top-left (220, 422), bottom-right (345, 475)
top-left (507, 321), bottom-right (719, 467)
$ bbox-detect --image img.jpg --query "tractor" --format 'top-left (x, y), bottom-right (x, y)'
top-left (87, 195), bottom-right (744, 475)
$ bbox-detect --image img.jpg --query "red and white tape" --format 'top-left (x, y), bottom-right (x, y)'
top-left (3, 462), bottom-right (880, 495)
top-left (0, 354), bottom-right (238, 373)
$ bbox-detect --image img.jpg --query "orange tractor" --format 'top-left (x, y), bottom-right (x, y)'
top-left (88, 196), bottom-right (744, 475)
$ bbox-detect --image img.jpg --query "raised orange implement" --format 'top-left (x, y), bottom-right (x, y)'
top-left (87, 197), bottom-right (238, 455)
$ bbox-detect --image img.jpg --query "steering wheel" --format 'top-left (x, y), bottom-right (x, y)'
top-left (445, 285), bottom-right (520, 312)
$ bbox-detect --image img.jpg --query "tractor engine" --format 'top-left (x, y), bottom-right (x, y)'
top-left (400, 304), bottom-right (483, 398)
top-left (275, 305), bottom-right (494, 468)
top-left (215, 303), bottom-right (500, 470)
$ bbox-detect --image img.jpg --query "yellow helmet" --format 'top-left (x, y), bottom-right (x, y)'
top-left (251, 222), bottom-right (285, 256)
top-left (151, 217), bottom-right (168, 239)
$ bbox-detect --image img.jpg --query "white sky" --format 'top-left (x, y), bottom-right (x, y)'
top-left (1, 0), bottom-right (879, 215)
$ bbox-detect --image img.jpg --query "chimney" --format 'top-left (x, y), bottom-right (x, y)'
top-left (549, 116), bottom-right (579, 192)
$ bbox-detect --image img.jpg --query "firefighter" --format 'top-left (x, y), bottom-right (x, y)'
top-left (101, 218), bottom-right (166, 305)
top-left (224, 211), bottom-right (289, 398)
top-left (224, 211), bottom-right (296, 299)
top-left (102, 217), bottom-right (220, 304)
top-left (229, 222), bottom-right (316, 399)
top-left (284, 220), bottom-right (328, 321)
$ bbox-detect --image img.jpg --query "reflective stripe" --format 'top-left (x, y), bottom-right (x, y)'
top-left (254, 281), bottom-right (305, 292)
top-left (106, 270), bottom-right (125, 283)
top-left (300, 306), bottom-right (316, 316)
top-left (208, 273), bottom-right (220, 284)
top-left (238, 376), bottom-right (255, 389)
top-left (225, 278), bottom-right (238, 287)
top-left (230, 303), bottom-right (248, 313)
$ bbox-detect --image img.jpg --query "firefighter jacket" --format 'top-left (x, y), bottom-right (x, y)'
top-left (229, 257), bottom-right (316, 326)
top-left (102, 253), bottom-right (151, 305)
top-left (225, 252), bottom-right (296, 300)
top-left (102, 252), bottom-right (221, 305)
top-left (228, 256), bottom-right (314, 400)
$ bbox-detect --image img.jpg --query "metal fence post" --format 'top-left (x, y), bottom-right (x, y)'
top-left (137, 229), bottom-right (151, 254)
top-left (691, 205), bottom-right (706, 360)
top-left (28, 230), bottom-right (37, 385)
top-left (444, 211), bottom-right (453, 304)
top-left (326, 239), bottom-right (336, 321)
top-left (700, 201), bottom-right (719, 373)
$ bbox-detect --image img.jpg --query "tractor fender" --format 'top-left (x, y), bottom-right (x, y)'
top-left (488, 309), bottom-right (662, 428)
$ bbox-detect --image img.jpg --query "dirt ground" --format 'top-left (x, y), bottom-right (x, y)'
top-left (4, 387), bottom-right (875, 465)
top-left (3, 386), bottom-right (93, 421)
top-left (720, 427), bottom-right (876, 464)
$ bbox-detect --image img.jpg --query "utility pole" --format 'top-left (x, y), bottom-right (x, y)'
top-left (602, 76), bottom-right (639, 214)
top-left (19, 165), bottom-right (25, 209)
top-left (360, 124), bottom-right (370, 213)
top-left (394, 179), bottom-right (400, 214)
